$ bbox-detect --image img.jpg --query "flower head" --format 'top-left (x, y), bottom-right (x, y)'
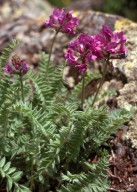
top-left (101, 25), bottom-right (127, 57)
top-left (65, 33), bottom-right (104, 72)
top-left (3, 55), bottom-right (29, 76)
top-left (45, 8), bottom-right (79, 35)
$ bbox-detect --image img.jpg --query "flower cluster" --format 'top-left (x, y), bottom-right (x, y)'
top-left (65, 25), bottom-right (127, 72)
top-left (45, 8), bottom-right (79, 35)
top-left (65, 33), bottom-right (104, 72)
top-left (4, 55), bottom-right (29, 76)
top-left (99, 25), bottom-right (127, 58)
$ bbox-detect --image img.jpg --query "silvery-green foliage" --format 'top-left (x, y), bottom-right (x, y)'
top-left (0, 43), bottom-right (132, 192)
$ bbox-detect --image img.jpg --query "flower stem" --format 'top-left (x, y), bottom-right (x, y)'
top-left (91, 55), bottom-right (110, 107)
top-left (46, 30), bottom-right (59, 74)
top-left (81, 73), bottom-right (85, 109)
top-left (19, 75), bottom-right (24, 102)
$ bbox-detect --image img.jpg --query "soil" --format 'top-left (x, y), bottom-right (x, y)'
top-left (107, 133), bottom-right (137, 192)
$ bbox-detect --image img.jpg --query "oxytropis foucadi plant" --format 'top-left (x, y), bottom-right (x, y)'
top-left (0, 7), bottom-right (131, 192)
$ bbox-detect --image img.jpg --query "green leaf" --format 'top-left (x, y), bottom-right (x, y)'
top-left (4, 162), bottom-right (11, 172)
top-left (12, 171), bottom-right (23, 182)
top-left (0, 169), bottom-right (6, 178)
top-left (0, 157), bottom-right (6, 168)
top-left (39, 175), bottom-right (44, 184)
top-left (7, 167), bottom-right (16, 175)
top-left (19, 185), bottom-right (31, 192)
top-left (7, 177), bottom-right (13, 192)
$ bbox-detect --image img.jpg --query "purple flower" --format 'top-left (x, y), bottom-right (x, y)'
top-left (3, 55), bottom-right (29, 76)
top-left (64, 48), bottom-right (78, 65)
top-left (112, 31), bottom-right (126, 44)
top-left (65, 33), bottom-right (104, 72)
top-left (106, 42), bottom-right (118, 53)
top-left (45, 8), bottom-right (79, 35)
top-left (102, 25), bottom-right (113, 39)
top-left (101, 25), bottom-right (127, 57)
top-left (21, 62), bottom-right (29, 75)
top-left (4, 65), bottom-right (13, 74)
top-left (75, 64), bottom-right (87, 72)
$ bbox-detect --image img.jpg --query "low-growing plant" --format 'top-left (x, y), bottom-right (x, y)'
top-left (0, 8), bottom-right (131, 192)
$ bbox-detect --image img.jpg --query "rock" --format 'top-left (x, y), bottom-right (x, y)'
top-left (0, 0), bottom-right (52, 22)
top-left (68, 0), bottom-right (102, 11)
top-left (113, 20), bottom-right (137, 148)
